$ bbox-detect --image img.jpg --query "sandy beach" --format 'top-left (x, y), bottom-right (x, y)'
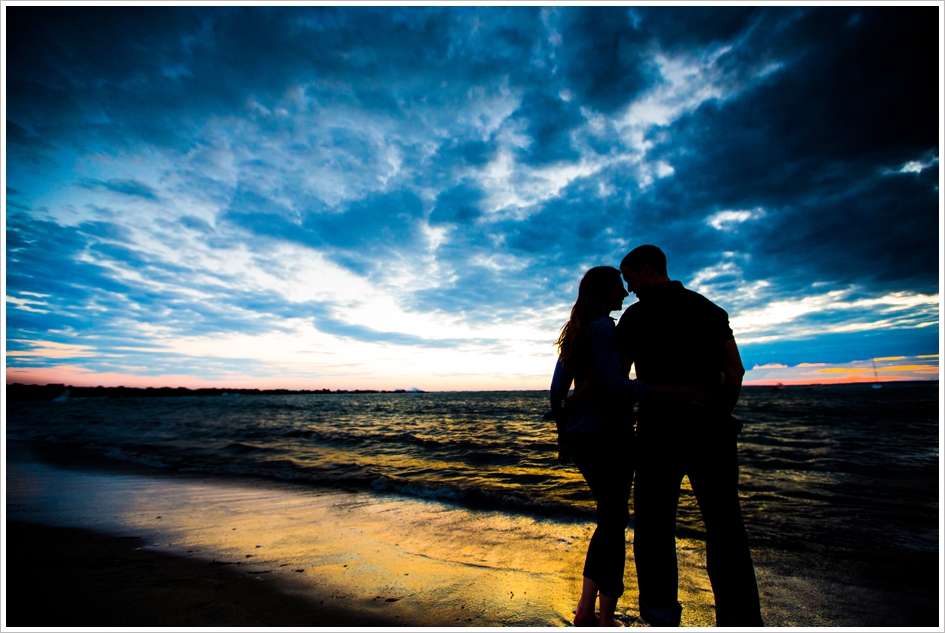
top-left (5, 521), bottom-right (404, 627)
top-left (3, 440), bottom-right (705, 627)
top-left (4, 439), bottom-right (939, 628)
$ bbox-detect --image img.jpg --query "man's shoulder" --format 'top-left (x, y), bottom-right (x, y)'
top-left (618, 283), bottom-right (730, 324)
top-left (678, 287), bottom-right (734, 341)
top-left (616, 302), bottom-right (641, 328)
top-left (680, 287), bottom-right (728, 315)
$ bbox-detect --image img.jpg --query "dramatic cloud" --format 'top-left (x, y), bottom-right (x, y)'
top-left (4, 5), bottom-right (940, 389)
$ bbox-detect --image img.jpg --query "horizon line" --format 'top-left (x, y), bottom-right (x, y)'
top-left (6, 378), bottom-right (939, 393)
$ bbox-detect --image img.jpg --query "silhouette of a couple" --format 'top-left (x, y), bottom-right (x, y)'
top-left (549, 245), bottom-right (763, 627)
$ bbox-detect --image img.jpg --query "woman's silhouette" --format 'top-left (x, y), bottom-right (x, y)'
top-left (550, 266), bottom-right (647, 626)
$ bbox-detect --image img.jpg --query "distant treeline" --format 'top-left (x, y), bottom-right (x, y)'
top-left (5, 383), bottom-right (425, 402)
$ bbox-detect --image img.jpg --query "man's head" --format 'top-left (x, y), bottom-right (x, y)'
top-left (620, 245), bottom-right (670, 295)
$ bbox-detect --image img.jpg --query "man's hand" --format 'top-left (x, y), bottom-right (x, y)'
top-left (676, 386), bottom-right (711, 408)
top-left (649, 385), bottom-right (711, 408)
top-left (720, 338), bottom-right (745, 415)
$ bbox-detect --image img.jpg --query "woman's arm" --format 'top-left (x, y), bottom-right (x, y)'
top-left (549, 359), bottom-right (574, 463)
top-left (588, 319), bottom-right (708, 407)
top-left (586, 318), bottom-right (649, 400)
top-left (550, 358), bottom-right (574, 415)
top-left (564, 353), bottom-right (632, 409)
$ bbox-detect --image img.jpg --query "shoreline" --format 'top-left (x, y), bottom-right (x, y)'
top-left (4, 441), bottom-right (611, 627)
top-left (5, 439), bottom-right (940, 627)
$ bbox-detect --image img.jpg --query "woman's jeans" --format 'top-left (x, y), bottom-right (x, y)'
top-left (567, 419), bottom-right (635, 599)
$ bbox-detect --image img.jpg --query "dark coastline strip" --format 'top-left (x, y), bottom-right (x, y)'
top-left (4, 521), bottom-right (404, 627)
top-left (5, 383), bottom-right (426, 401)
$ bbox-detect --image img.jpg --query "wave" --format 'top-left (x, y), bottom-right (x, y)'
top-left (8, 434), bottom-right (592, 521)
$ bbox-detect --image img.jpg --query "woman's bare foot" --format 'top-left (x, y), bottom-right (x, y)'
top-left (573, 610), bottom-right (600, 627)
top-left (598, 593), bottom-right (624, 626)
top-left (598, 614), bottom-right (626, 627)
top-left (574, 576), bottom-right (599, 626)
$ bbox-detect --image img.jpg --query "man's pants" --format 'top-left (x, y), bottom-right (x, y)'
top-left (633, 423), bottom-right (763, 627)
top-left (568, 420), bottom-right (635, 599)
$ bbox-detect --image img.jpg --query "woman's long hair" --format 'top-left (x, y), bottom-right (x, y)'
top-left (555, 266), bottom-right (623, 372)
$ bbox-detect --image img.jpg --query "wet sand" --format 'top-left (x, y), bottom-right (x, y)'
top-left (4, 441), bottom-right (705, 627)
top-left (5, 440), bottom-right (938, 627)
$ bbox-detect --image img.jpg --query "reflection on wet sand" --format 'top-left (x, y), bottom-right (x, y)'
top-left (6, 452), bottom-right (721, 626)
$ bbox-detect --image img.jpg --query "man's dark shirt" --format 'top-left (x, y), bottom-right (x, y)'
top-left (616, 280), bottom-right (734, 423)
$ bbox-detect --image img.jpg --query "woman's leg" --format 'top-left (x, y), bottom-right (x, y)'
top-left (569, 422), bottom-right (635, 624)
top-left (574, 576), bottom-right (599, 626)
top-left (598, 592), bottom-right (624, 627)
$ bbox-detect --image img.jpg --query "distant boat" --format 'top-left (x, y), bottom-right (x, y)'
top-left (773, 383), bottom-right (786, 391)
top-left (872, 359), bottom-right (882, 389)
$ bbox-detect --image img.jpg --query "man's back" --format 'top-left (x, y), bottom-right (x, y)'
top-left (616, 280), bottom-right (733, 419)
top-left (617, 248), bottom-right (762, 627)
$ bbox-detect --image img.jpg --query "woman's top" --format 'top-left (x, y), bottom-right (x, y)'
top-left (549, 315), bottom-right (650, 435)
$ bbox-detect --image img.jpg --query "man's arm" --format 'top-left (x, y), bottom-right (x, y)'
top-left (719, 338), bottom-right (745, 415)
top-left (565, 353), bottom-right (632, 410)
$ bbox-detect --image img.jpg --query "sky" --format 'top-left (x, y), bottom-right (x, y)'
top-left (3, 4), bottom-right (942, 390)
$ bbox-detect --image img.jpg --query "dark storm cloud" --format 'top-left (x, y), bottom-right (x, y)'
top-left (404, 5), bottom-right (938, 321)
top-left (5, 6), bottom-right (210, 152)
top-left (5, 5), bottom-right (940, 383)
top-left (555, 7), bottom-right (655, 114)
top-left (508, 90), bottom-right (585, 166)
top-left (631, 6), bottom-right (765, 50)
top-left (421, 63), bottom-right (937, 322)
top-left (630, 6), bottom-right (940, 298)
top-left (4, 6), bottom-right (548, 154)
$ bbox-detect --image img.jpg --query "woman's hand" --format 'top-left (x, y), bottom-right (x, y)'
top-left (557, 434), bottom-right (571, 464)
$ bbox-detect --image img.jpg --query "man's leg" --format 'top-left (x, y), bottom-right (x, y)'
top-left (687, 435), bottom-right (763, 627)
top-left (633, 436), bottom-right (684, 626)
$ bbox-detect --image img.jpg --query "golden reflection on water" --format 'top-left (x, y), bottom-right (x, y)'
top-left (263, 442), bottom-right (597, 511)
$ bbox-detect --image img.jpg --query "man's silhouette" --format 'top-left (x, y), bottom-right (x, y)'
top-left (617, 245), bottom-right (762, 627)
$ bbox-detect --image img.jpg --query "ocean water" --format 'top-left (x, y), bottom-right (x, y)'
top-left (6, 382), bottom-right (939, 576)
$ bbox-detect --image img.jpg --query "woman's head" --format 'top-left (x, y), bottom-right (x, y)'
top-left (577, 266), bottom-right (628, 314)
top-left (555, 266), bottom-right (627, 370)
